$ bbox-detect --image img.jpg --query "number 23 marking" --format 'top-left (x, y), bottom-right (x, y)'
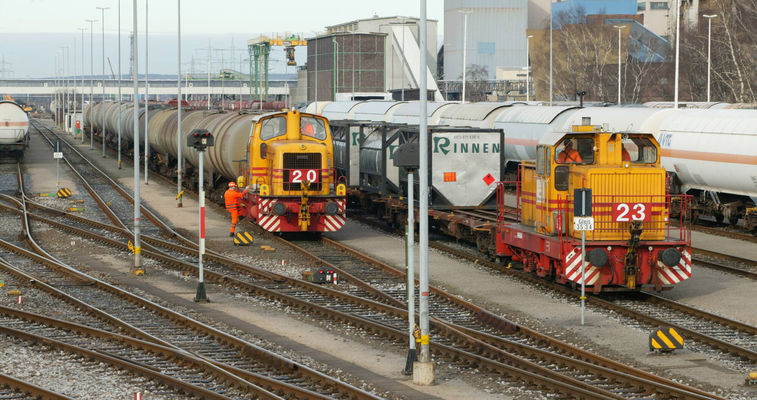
top-left (615, 203), bottom-right (646, 222)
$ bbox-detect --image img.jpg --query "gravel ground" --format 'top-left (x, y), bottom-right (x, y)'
top-left (0, 335), bottom-right (180, 399)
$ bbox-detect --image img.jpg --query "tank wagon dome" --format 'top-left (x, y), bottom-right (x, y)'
top-left (555, 107), bottom-right (672, 137)
top-left (390, 101), bottom-right (454, 125)
top-left (436, 102), bottom-right (525, 128)
top-left (492, 106), bottom-right (577, 161)
top-left (320, 101), bottom-right (362, 120)
top-left (349, 101), bottom-right (405, 122)
top-left (304, 101), bottom-right (332, 115)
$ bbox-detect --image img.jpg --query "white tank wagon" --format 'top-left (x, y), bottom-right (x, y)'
top-left (318, 100), bottom-right (757, 231)
top-left (657, 109), bottom-right (757, 228)
top-left (0, 101), bottom-right (30, 159)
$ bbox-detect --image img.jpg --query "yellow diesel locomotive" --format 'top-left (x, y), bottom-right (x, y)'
top-left (496, 118), bottom-right (692, 292)
top-left (239, 109), bottom-right (346, 232)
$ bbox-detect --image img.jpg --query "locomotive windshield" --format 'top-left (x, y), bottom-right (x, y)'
top-left (621, 137), bottom-right (657, 163)
top-left (301, 116), bottom-right (327, 140)
top-left (555, 137), bottom-right (594, 164)
top-left (260, 116), bottom-right (287, 140)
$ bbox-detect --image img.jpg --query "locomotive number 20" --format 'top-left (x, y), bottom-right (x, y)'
top-left (291, 169), bottom-right (320, 183)
top-left (612, 203), bottom-right (651, 222)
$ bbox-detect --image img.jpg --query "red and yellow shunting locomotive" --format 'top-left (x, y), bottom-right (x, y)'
top-left (496, 119), bottom-right (692, 292)
top-left (237, 109), bottom-right (346, 232)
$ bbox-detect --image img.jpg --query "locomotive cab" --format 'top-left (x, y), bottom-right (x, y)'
top-left (499, 118), bottom-right (692, 291)
top-left (242, 109), bottom-right (347, 232)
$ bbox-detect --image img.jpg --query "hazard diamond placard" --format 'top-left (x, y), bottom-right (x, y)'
top-left (482, 173), bottom-right (495, 186)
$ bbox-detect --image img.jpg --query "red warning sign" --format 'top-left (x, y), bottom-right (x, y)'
top-left (443, 172), bottom-right (456, 182)
top-left (483, 173), bottom-right (495, 186)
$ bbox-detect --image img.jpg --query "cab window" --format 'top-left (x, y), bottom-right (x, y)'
top-left (555, 137), bottom-right (594, 164)
top-left (621, 137), bottom-right (657, 163)
top-left (301, 116), bottom-right (327, 140)
top-left (260, 116), bottom-right (287, 140)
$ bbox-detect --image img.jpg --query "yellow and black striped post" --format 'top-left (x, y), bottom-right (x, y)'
top-left (649, 327), bottom-right (684, 352)
top-left (57, 187), bottom-right (72, 198)
top-left (233, 232), bottom-right (254, 246)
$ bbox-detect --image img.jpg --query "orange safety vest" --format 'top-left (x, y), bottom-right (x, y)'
top-left (224, 188), bottom-right (244, 210)
top-left (557, 148), bottom-right (582, 163)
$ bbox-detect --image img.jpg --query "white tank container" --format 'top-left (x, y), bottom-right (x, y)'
top-left (0, 101), bottom-right (29, 148)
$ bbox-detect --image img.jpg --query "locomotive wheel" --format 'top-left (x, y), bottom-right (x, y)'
top-left (715, 213), bottom-right (725, 224)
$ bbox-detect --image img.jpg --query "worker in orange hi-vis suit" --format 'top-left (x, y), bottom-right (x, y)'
top-left (224, 181), bottom-right (245, 237)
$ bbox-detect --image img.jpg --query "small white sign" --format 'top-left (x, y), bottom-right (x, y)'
top-left (573, 216), bottom-right (595, 231)
top-left (53, 152), bottom-right (63, 159)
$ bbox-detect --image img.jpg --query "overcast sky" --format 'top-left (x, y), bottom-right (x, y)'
top-left (0, 0), bottom-right (445, 78)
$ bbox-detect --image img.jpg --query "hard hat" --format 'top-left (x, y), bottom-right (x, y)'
top-left (228, 181), bottom-right (237, 187)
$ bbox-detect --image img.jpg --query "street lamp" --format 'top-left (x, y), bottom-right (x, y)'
top-left (332, 37), bottom-right (339, 100)
top-left (117, 0), bottom-right (123, 168)
top-left (703, 14), bottom-right (718, 103)
top-left (177, 0), bottom-right (184, 207)
top-left (86, 18), bottom-right (97, 149)
top-left (131, 0), bottom-right (143, 275)
top-left (97, 6), bottom-right (110, 158)
top-left (526, 34), bottom-right (533, 101)
top-left (144, 0), bottom-right (150, 184)
top-left (458, 9), bottom-right (471, 103)
top-left (613, 25), bottom-right (627, 105)
top-left (78, 27), bottom-right (86, 142)
top-left (674, 0), bottom-right (681, 109)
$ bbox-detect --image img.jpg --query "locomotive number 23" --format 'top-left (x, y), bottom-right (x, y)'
top-left (612, 203), bottom-right (651, 222)
top-left (291, 169), bottom-right (320, 183)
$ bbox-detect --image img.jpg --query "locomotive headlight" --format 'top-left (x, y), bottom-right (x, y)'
top-left (336, 183), bottom-right (346, 196)
top-left (658, 248), bottom-right (682, 267)
top-left (587, 248), bottom-right (609, 268)
top-left (325, 202), bottom-right (339, 215)
top-left (260, 184), bottom-right (270, 196)
top-left (272, 202), bottom-right (287, 216)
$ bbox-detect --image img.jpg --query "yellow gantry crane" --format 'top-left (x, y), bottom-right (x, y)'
top-left (247, 34), bottom-right (307, 102)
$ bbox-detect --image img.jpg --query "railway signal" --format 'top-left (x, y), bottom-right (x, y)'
top-left (188, 128), bottom-right (214, 302)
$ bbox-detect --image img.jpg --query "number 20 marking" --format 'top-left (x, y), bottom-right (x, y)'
top-left (291, 169), bottom-right (318, 183)
top-left (614, 203), bottom-right (647, 222)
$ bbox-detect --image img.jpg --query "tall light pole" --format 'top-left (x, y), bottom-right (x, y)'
top-left (673, 0), bottom-right (681, 109)
top-left (549, 6), bottom-right (553, 105)
top-left (54, 53), bottom-right (59, 125)
top-left (332, 37), bottom-right (339, 100)
top-left (60, 46), bottom-right (69, 131)
top-left (144, 0), bottom-right (150, 184)
top-left (86, 19), bottom-right (97, 149)
top-left (117, 0), bottom-right (123, 168)
top-left (414, 0), bottom-right (434, 386)
top-left (97, 6), bottom-right (110, 158)
top-left (703, 14), bottom-right (717, 103)
top-left (458, 9), bottom-right (471, 103)
top-left (131, 0), bottom-right (143, 275)
top-left (526, 34), bottom-right (533, 101)
top-left (614, 25), bottom-right (626, 105)
top-left (78, 27), bottom-right (86, 142)
top-left (177, 0), bottom-right (183, 207)
top-left (73, 38), bottom-right (78, 132)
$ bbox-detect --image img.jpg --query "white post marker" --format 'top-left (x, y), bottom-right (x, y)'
top-left (573, 188), bottom-right (593, 325)
top-left (54, 140), bottom-right (63, 190)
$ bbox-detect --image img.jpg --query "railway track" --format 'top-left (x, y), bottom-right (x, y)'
top-left (13, 124), bottom-right (387, 400)
top-left (0, 373), bottom-right (74, 400)
top-left (29, 119), bottom-right (728, 398)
